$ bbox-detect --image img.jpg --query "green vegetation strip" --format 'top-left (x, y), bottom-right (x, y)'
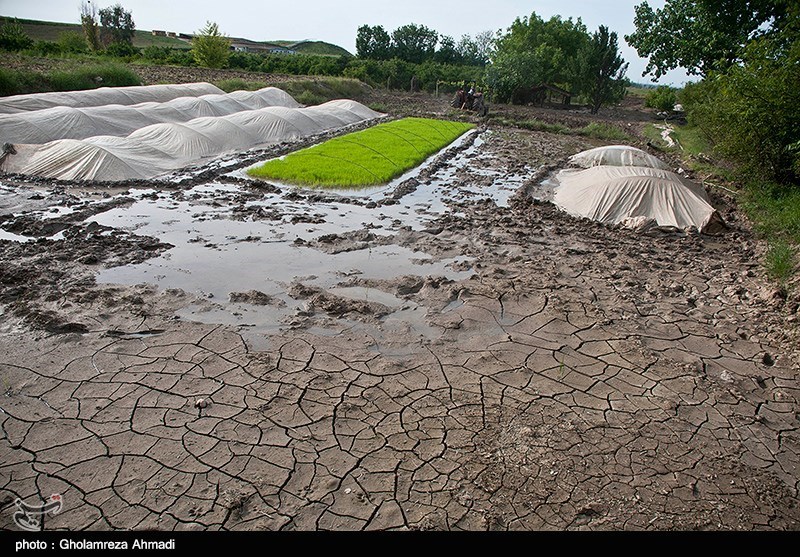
top-left (248, 117), bottom-right (475, 188)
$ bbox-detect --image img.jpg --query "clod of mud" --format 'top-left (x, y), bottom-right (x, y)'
top-left (229, 290), bottom-right (286, 307)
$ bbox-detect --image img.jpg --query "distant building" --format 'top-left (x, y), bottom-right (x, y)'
top-left (229, 38), bottom-right (296, 55)
top-left (151, 30), bottom-right (166, 37)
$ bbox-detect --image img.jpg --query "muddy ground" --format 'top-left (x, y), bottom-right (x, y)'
top-left (1, 83), bottom-right (799, 531)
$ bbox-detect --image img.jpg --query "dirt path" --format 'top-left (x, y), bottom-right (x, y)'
top-left (1, 89), bottom-right (799, 531)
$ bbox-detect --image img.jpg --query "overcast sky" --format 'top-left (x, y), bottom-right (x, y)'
top-left (0, 0), bottom-right (693, 85)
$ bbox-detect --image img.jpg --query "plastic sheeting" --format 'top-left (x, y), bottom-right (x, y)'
top-left (2, 100), bottom-right (385, 182)
top-left (569, 145), bottom-right (671, 170)
top-left (552, 165), bottom-right (719, 232)
top-left (0, 87), bottom-right (300, 144)
top-left (0, 82), bottom-right (224, 115)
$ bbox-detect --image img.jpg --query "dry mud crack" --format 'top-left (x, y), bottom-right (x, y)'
top-left (0, 124), bottom-right (799, 531)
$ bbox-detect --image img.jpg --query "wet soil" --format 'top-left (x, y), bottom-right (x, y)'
top-left (1, 87), bottom-right (799, 532)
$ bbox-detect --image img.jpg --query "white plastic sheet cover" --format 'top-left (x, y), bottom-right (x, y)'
top-left (2, 100), bottom-right (384, 182)
top-left (0, 87), bottom-right (301, 144)
top-left (0, 82), bottom-right (224, 114)
top-left (552, 165), bottom-right (719, 232)
top-left (569, 145), bottom-right (671, 170)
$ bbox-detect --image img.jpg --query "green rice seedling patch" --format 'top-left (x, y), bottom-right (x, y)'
top-left (248, 117), bottom-right (475, 188)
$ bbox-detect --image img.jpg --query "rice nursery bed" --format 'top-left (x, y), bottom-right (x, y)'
top-left (247, 117), bottom-right (475, 188)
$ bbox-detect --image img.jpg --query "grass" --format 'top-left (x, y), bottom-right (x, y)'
top-left (0, 62), bottom-right (140, 96)
top-left (651, 122), bottom-right (799, 283)
top-left (248, 117), bottom-right (475, 188)
top-left (578, 122), bottom-right (632, 142)
top-left (764, 240), bottom-right (796, 283)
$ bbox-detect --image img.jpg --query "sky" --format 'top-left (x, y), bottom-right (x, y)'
top-left (0, 0), bottom-right (694, 85)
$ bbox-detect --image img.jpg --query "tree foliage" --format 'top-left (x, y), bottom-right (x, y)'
top-left (391, 24), bottom-right (438, 64)
top-left (488, 12), bottom-right (628, 112)
top-left (645, 86), bottom-right (678, 112)
top-left (191, 21), bottom-right (231, 69)
top-left (98, 3), bottom-right (135, 47)
top-left (684, 12), bottom-right (800, 186)
top-left (486, 13), bottom-right (589, 102)
top-left (579, 26), bottom-right (628, 114)
top-left (626, 0), bottom-right (790, 79)
top-left (356, 25), bottom-right (392, 60)
top-left (80, 1), bottom-right (101, 52)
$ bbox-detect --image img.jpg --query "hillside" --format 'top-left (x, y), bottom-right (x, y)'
top-left (0, 16), bottom-right (352, 56)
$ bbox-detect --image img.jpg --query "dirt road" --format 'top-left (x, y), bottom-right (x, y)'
top-left (1, 87), bottom-right (799, 530)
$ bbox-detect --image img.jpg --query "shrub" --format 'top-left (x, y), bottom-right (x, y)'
top-left (0, 18), bottom-right (34, 51)
top-left (141, 45), bottom-right (171, 63)
top-left (645, 85), bottom-right (678, 112)
top-left (683, 27), bottom-right (799, 187)
top-left (58, 31), bottom-right (89, 54)
top-left (104, 41), bottom-right (139, 58)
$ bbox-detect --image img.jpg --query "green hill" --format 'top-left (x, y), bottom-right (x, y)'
top-left (0, 17), bottom-right (191, 49)
top-left (0, 16), bottom-right (352, 55)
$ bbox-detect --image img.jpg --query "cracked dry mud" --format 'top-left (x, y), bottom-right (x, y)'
top-left (1, 121), bottom-right (799, 532)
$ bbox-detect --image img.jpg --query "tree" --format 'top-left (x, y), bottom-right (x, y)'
top-left (579, 26), bottom-right (629, 114)
top-left (457, 31), bottom-right (494, 66)
top-left (80, 1), bottom-right (101, 52)
top-left (191, 21), bottom-right (231, 69)
top-left (625, 0), bottom-right (790, 79)
top-left (487, 12), bottom-right (589, 102)
top-left (356, 25), bottom-right (391, 60)
top-left (684, 14), bottom-right (800, 186)
top-left (98, 3), bottom-right (135, 47)
top-left (391, 24), bottom-right (438, 64)
top-left (434, 35), bottom-right (460, 64)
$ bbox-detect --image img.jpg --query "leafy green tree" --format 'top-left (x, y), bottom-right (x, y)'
top-left (391, 24), bottom-right (438, 64)
top-left (434, 35), bottom-right (460, 64)
top-left (457, 31), bottom-right (494, 66)
top-left (356, 25), bottom-right (391, 60)
top-left (191, 21), bottom-right (231, 69)
top-left (80, 1), bottom-right (101, 52)
top-left (579, 26), bottom-right (629, 114)
top-left (625, 0), bottom-right (789, 79)
top-left (0, 18), bottom-right (33, 51)
top-left (685, 17), bottom-right (800, 186)
top-left (487, 12), bottom-right (589, 102)
top-left (99, 3), bottom-right (135, 47)
top-left (486, 45), bottom-right (565, 103)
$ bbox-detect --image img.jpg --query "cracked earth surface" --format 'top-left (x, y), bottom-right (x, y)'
top-left (0, 120), bottom-right (799, 531)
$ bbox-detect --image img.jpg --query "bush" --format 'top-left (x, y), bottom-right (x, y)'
top-left (58, 31), bottom-right (89, 54)
top-left (29, 40), bottom-right (63, 56)
top-left (0, 18), bottom-right (34, 51)
top-left (645, 85), bottom-right (677, 112)
top-left (104, 41), bottom-right (139, 59)
top-left (683, 25), bottom-right (799, 187)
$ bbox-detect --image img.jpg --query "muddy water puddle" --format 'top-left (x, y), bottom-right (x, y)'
top-left (91, 182), bottom-right (474, 347)
top-left (2, 129), bottom-right (536, 347)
